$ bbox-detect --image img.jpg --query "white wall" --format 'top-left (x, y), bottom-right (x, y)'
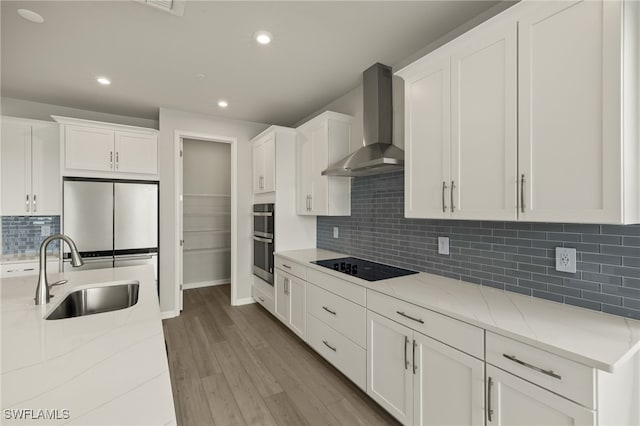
top-left (1, 97), bottom-right (158, 129)
top-left (183, 138), bottom-right (231, 195)
top-left (158, 108), bottom-right (267, 313)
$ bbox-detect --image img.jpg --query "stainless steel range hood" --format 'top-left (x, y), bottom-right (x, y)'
top-left (322, 63), bottom-right (404, 177)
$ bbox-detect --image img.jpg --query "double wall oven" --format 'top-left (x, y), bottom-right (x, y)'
top-left (253, 203), bottom-right (274, 285)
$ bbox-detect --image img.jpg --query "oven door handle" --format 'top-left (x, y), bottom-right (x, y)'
top-left (253, 236), bottom-right (273, 244)
top-left (252, 212), bottom-right (273, 217)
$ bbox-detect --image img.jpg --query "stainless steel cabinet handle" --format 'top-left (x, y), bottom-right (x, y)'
top-left (412, 339), bottom-right (417, 374)
top-left (116, 152), bottom-right (119, 170)
top-left (281, 264), bottom-right (291, 269)
top-left (442, 181), bottom-right (448, 212)
top-left (116, 255), bottom-right (153, 261)
top-left (404, 336), bottom-right (409, 370)
top-left (309, 195), bottom-right (312, 211)
top-left (322, 340), bottom-right (337, 352)
top-left (487, 376), bottom-right (494, 422)
top-left (284, 277), bottom-right (289, 295)
top-left (110, 151), bottom-right (113, 169)
top-left (503, 353), bottom-right (562, 380)
top-left (25, 194), bottom-right (30, 212)
top-left (520, 174), bottom-right (525, 213)
top-left (258, 296), bottom-right (265, 302)
top-left (322, 306), bottom-right (337, 315)
top-left (33, 194), bottom-right (37, 212)
top-left (450, 180), bottom-right (455, 213)
top-left (396, 311), bottom-right (424, 324)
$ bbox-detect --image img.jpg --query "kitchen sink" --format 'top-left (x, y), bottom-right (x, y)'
top-left (46, 281), bottom-right (139, 320)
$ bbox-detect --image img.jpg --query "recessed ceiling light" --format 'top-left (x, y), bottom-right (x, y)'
top-left (96, 77), bottom-right (111, 86)
top-left (195, 73), bottom-right (206, 80)
top-left (17, 9), bottom-right (44, 24)
top-left (254, 30), bottom-right (273, 45)
top-left (218, 100), bottom-right (229, 108)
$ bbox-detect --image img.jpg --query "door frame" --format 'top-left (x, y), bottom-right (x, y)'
top-left (174, 130), bottom-right (238, 312)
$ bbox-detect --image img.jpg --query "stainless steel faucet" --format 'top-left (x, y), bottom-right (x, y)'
top-left (35, 234), bottom-right (84, 305)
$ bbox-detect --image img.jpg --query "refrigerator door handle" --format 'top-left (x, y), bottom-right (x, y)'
top-left (114, 255), bottom-right (154, 261)
top-left (65, 257), bottom-right (113, 264)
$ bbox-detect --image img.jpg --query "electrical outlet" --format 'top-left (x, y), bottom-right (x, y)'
top-left (333, 226), bottom-right (339, 239)
top-left (555, 247), bottom-right (577, 273)
top-left (438, 237), bottom-right (450, 255)
top-left (41, 225), bottom-right (51, 237)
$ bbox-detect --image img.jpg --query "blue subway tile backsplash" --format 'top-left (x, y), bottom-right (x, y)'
top-left (317, 171), bottom-right (640, 320)
top-left (2, 216), bottom-right (61, 254)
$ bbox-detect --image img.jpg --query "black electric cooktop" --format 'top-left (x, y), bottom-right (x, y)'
top-left (312, 257), bottom-right (418, 282)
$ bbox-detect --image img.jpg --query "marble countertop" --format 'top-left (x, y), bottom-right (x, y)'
top-left (278, 248), bottom-right (640, 373)
top-left (0, 254), bottom-right (60, 264)
top-left (0, 265), bottom-right (176, 425)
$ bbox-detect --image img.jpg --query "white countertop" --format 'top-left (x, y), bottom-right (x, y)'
top-left (0, 265), bottom-right (176, 425)
top-left (278, 249), bottom-right (640, 373)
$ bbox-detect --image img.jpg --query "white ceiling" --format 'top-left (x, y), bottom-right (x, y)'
top-left (1, 1), bottom-right (501, 127)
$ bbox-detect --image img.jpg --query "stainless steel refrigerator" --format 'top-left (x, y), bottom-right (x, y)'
top-left (62, 179), bottom-right (158, 281)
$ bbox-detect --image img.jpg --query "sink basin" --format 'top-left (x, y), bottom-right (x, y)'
top-left (46, 281), bottom-right (139, 320)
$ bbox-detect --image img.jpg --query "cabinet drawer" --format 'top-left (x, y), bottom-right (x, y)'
top-left (306, 268), bottom-right (366, 306)
top-left (306, 314), bottom-right (366, 390)
top-left (367, 290), bottom-right (484, 359)
top-left (306, 282), bottom-right (366, 347)
top-left (252, 284), bottom-right (274, 314)
top-left (486, 332), bottom-right (595, 409)
top-left (275, 256), bottom-right (306, 280)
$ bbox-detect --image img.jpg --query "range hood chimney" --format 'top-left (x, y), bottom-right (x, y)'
top-left (322, 63), bottom-right (405, 177)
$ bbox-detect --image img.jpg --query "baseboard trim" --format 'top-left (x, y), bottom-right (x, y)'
top-left (161, 310), bottom-right (179, 320)
top-left (233, 296), bottom-right (255, 306)
top-left (183, 279), bottom-right (230, 290)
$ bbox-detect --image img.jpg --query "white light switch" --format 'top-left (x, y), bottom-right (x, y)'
top-left (333, 227), bottom-right (339, 238)
top-left (41, 225), bottom-right (51, 237)
top-left (555, 247), bottom-right (577, 273)
top-left (438, 237), bottom-right (450, 255)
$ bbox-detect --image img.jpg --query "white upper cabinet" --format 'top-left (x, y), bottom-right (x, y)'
top-left (397, 0), bottom-right (639, 224)
top-left (450, 21), bottom-right (517, 221)
top-left (252, 131), bottom-right (276, 194)
top-left (398, 19), bottom-right (517, 221)
top-left (1, 117), bottom-right (60, 216)
top-left (296, 111), bottom-right (352, 216)
top-left (518, 0), bottom-right (628, 223)
top-left (400, 50), bottom-right (451, 219)
top-left (54, 116), bottom-right (158, 179)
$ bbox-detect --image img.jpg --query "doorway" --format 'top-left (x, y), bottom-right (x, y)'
top-left (175, 131), bottom-right (237, 312)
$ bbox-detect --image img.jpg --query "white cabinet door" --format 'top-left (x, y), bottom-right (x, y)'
top-left (367, 310), bottom-right (413, 425)
top-left (400, 52), bottom-right (451, 219)
top-left (253, 140), bottom-right (264, 194)
top-left (414, 332), bottom-right (485, 426)
top-left (309, 120), bottom-right (329, 215)
top-left (31, 123), bottom-right (60, 215)
top-left (288, 274), bottom-right (305, 338)
top-left (262, 136), bottom-right (276, 193)
top-left (114, 131), bottom-right (158, 175)
top-left (486, 365), bottom-right (595, 426)
top-left (65, 125), bottom-right (114, 172)
top-left (274, 271), bottom-right (289, 324)
top-left (296, 126), bottom-right (313, 215)
top-left (1, 120), bottom-right (32, 215)
top-left (450, 21), bottom-right (517, 221)
top-left (518, 0), bottom-right (622, 223)
top-left (252, 135), bottom-right (275, 194)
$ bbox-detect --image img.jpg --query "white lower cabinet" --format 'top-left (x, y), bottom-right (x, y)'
top-left (486, 365), bottom-right (595, 426)
top-left (367, 310), bottom-right (484, 426)
top-left (274, 268), bottom-right (305, 339)
top-left (1, 260), bottom-right (59, 278)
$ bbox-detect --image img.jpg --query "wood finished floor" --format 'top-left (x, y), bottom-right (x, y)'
top-left (163, 285), bottom-right (400, 426)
